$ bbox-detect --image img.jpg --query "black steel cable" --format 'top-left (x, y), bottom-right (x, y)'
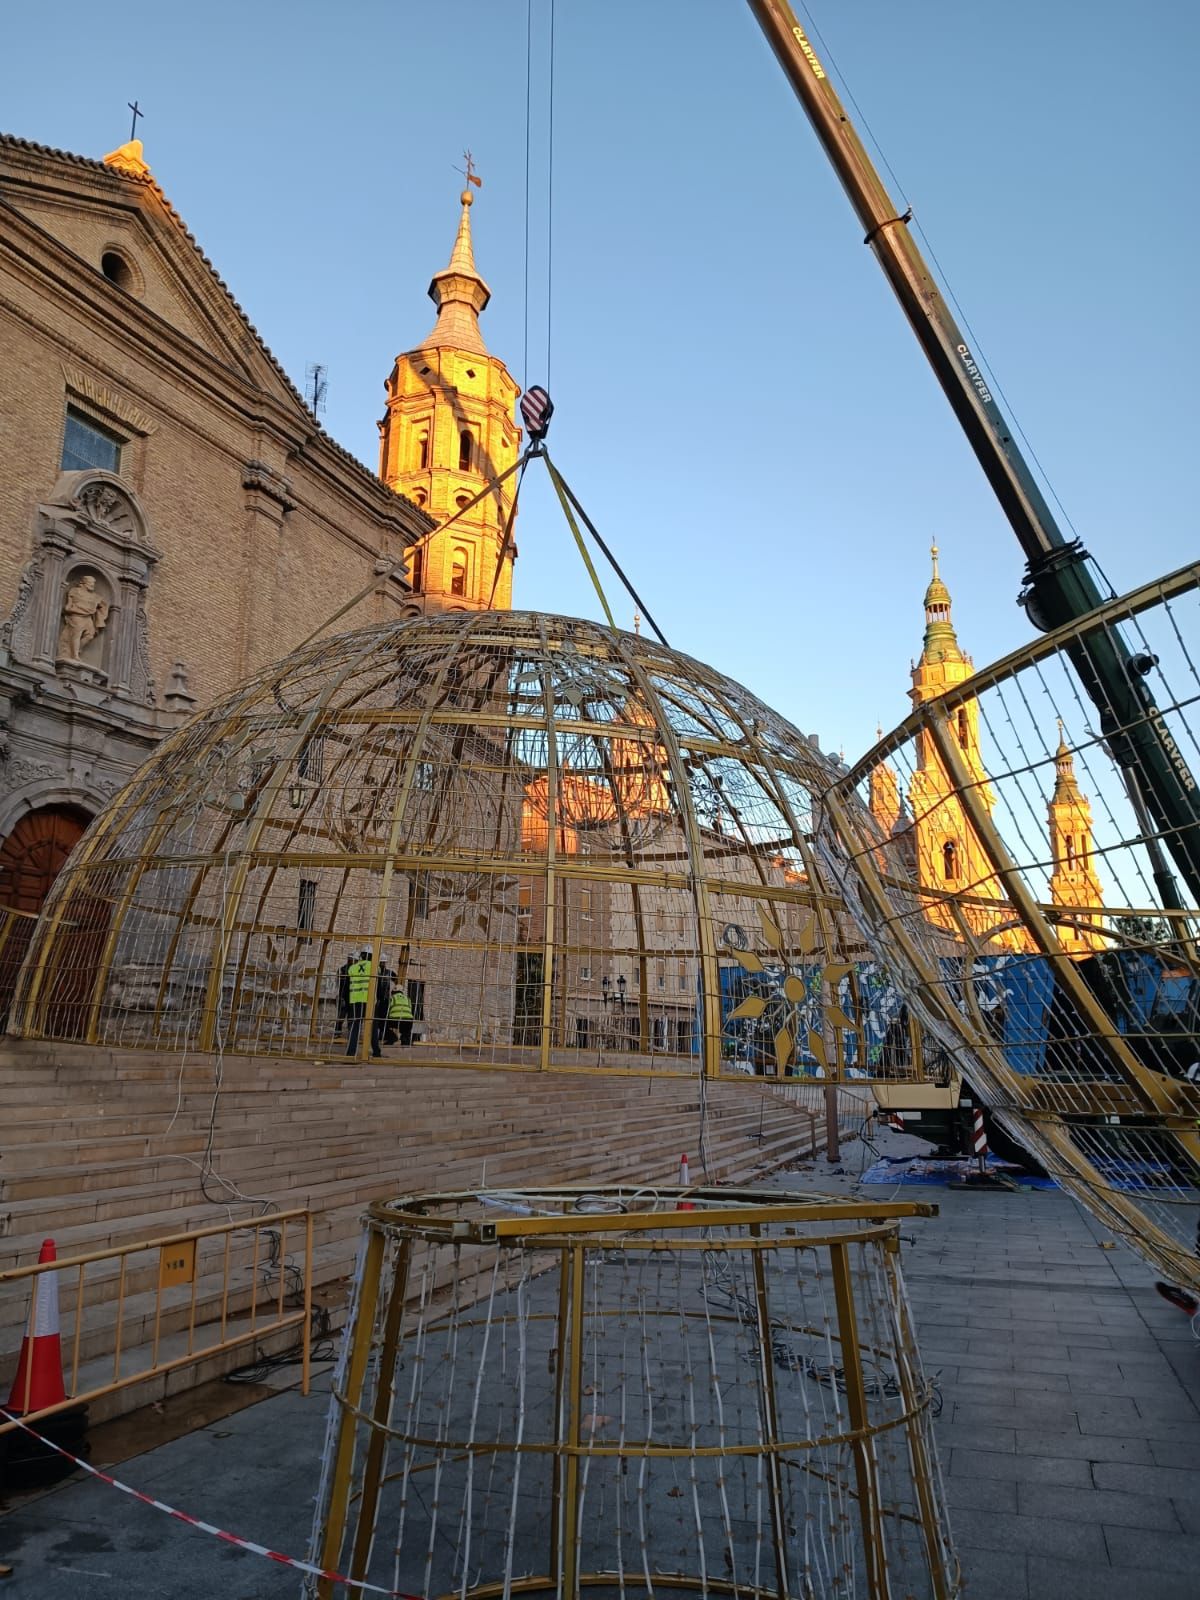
top-left (546, 0), bottom-right (556, 391)
top-left (523, 0), bottom-right (532, 391)
top-left (539, 449), bottom-right (670, 647)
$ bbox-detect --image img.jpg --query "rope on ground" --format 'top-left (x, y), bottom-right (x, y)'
top-left (0, 1407), bottom-right (427, 1598)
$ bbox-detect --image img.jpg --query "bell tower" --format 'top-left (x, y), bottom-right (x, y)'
top-left (379, 184), bottom-right (522, 612)
top-left (1047, 723), bottom-right (1104, 953)
top-left (906, 546), bottom-right (1018, 947)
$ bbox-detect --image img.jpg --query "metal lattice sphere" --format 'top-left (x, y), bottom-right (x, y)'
top-left (14, 612), bottom-right (875, 1081)
top-left (815, 569), bottom-right (1200, 1292)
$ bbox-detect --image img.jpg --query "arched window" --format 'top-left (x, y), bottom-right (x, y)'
top-left (957, 708), bottom-right (969, 749)
top-left (458, 429), bottom-right (473, 472)
top-left (417, 431), bottom-right (429, 470)
top-left (410, 547), bottom-right (424, 593)
top-left (101, 250), bottom-right (135, 291)
top-left (450, 549), bottom-right (468, 597)
top-left (1065, 834), bottom-right (1076, 866)
top-left (942, 840), bottom-right (959, 882)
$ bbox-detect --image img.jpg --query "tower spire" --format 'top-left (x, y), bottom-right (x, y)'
top-left (921, 541), bottom-right (959, 660)
top-left (423, 186), bottom-right (491, 356)
top-left (378, 176), bottom-right (522, 614)
top-left (1052, 719), bottom-right (1083, 802)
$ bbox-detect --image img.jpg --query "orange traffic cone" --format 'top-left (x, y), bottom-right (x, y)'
top-left (679, 1153), bottom-right (695, 1212)
top-left (6, 1240), bottom-right (68, 1415)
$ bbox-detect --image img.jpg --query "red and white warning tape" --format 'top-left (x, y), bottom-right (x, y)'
top-left (0, 1408), bottom-right (424, 1597)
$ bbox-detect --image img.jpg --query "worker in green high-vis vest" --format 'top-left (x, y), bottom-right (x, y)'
top-left (388, 983), bottom-right (415, 1047)
top-left (344, 950), bottom-right (375, 1060)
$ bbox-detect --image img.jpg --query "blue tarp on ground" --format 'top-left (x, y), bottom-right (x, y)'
top-left (860, 1155), bottom-right (1058, 1189)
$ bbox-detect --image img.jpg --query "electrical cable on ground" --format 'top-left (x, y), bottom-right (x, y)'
top-left (700, 1250), bottom-right (943, 1417)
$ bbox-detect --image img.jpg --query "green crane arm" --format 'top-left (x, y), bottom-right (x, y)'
top-left (747, 0), bottom-right (1200, 911)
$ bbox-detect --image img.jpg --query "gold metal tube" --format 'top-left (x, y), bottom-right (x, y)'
top-left (111, 1257), bottom-right (127, 1385)
top-left (302, 1211), bottom-right (314, 1398)
top-left (749, 1225), bottom-right (790, 1597)
top-left (548, 1243), bottom-right (571, 1581)
top-left (829, 1239), bottom-right (891, 1600)
top-left (70, 1263), bottom-right (85, 1395)
top-left (347, 1238), bottom-right (413, 1580)
top-left (560, 1244), bottom-right (586, 1600)
top-left (316, 1226), bottom-right (387, 1600)
top-left (248, 1225), bottom-right (261, 1334)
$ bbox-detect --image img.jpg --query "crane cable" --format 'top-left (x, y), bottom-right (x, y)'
top-left (541, 449), bottom-right (670, 648)
top-left (541, 451), bottom-right (615, 630)
top-left (523, 0), bottom-right (556, 394)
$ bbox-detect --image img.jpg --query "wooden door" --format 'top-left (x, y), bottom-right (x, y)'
top-left (0, 805), bottom-right (91, 1030)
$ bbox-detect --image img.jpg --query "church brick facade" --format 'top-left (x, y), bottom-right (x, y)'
top-left (0, 134), bottom-right (431, 929)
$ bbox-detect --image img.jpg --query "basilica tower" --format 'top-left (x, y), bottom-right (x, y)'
top-left (906, 546), bottom-right (1014, 945)
top-left (378, 186), bottom-right (522, 612)
top-left (1046, 724), bottom-right (1104, 953)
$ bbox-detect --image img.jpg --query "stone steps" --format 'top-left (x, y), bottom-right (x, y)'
top-left (0, 1104), bottom-right (806, 1257)
top-left (0, 1037), bottom-right (826, 1422)
top-left (0, 1091), bottom-right (781, 1188)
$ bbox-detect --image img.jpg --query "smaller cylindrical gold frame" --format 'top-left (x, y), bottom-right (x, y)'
top-left (308, 1187), bottom-right (958, 1600)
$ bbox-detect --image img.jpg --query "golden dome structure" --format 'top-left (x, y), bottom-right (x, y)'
top-left (13, 611), bottom-right (879, 1081)
top-left (816, 565), bottom-right (1200, 1292)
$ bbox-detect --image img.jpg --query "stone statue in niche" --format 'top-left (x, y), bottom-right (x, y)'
top-left (57, 573), bottom-right (109, 664)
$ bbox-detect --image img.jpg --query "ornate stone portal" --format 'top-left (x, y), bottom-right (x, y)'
top-left (0, 469), bottom-right (193, 853)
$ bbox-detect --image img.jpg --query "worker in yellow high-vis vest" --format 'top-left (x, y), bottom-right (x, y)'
top-left (388, 983), bottom-right (415, 1047)
top-left (345, 950), bottom-right (375, 1060)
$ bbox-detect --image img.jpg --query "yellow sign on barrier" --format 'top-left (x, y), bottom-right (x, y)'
top-left (158, 1239), bottom-right (197, 1289)
top-left (0, 1209), bottom-right (313, 1436)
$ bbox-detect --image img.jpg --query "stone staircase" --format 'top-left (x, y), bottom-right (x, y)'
top-left (0, 1040), bottom-right (829, 1420)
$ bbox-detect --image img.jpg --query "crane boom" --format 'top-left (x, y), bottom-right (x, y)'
top-left (747, 0), bottom-right (1200, 912)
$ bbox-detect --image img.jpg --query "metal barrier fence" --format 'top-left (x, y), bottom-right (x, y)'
top-left (0, 1209), bottom-right (312, 1434)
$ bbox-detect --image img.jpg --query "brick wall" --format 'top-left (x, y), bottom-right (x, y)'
top-left (0, 137), bottom-right (431, 714)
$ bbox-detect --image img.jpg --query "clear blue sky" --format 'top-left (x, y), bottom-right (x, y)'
top-left (4, 1), bottom-right (1196, 760)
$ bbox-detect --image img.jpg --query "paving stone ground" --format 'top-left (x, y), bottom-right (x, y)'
top-left (1, 1126), bottom-right (1197, 1598)
top-left (767, 1129), bottom-right (1200, 1600)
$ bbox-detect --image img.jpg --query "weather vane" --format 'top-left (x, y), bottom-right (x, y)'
top-left (127, 100), bottom-right (143, 142)
top-left (455, 149), bottom-right (483, 190)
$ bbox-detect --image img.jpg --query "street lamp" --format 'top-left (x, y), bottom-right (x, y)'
top-left (602, 975), bottom-right (627, 1012)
